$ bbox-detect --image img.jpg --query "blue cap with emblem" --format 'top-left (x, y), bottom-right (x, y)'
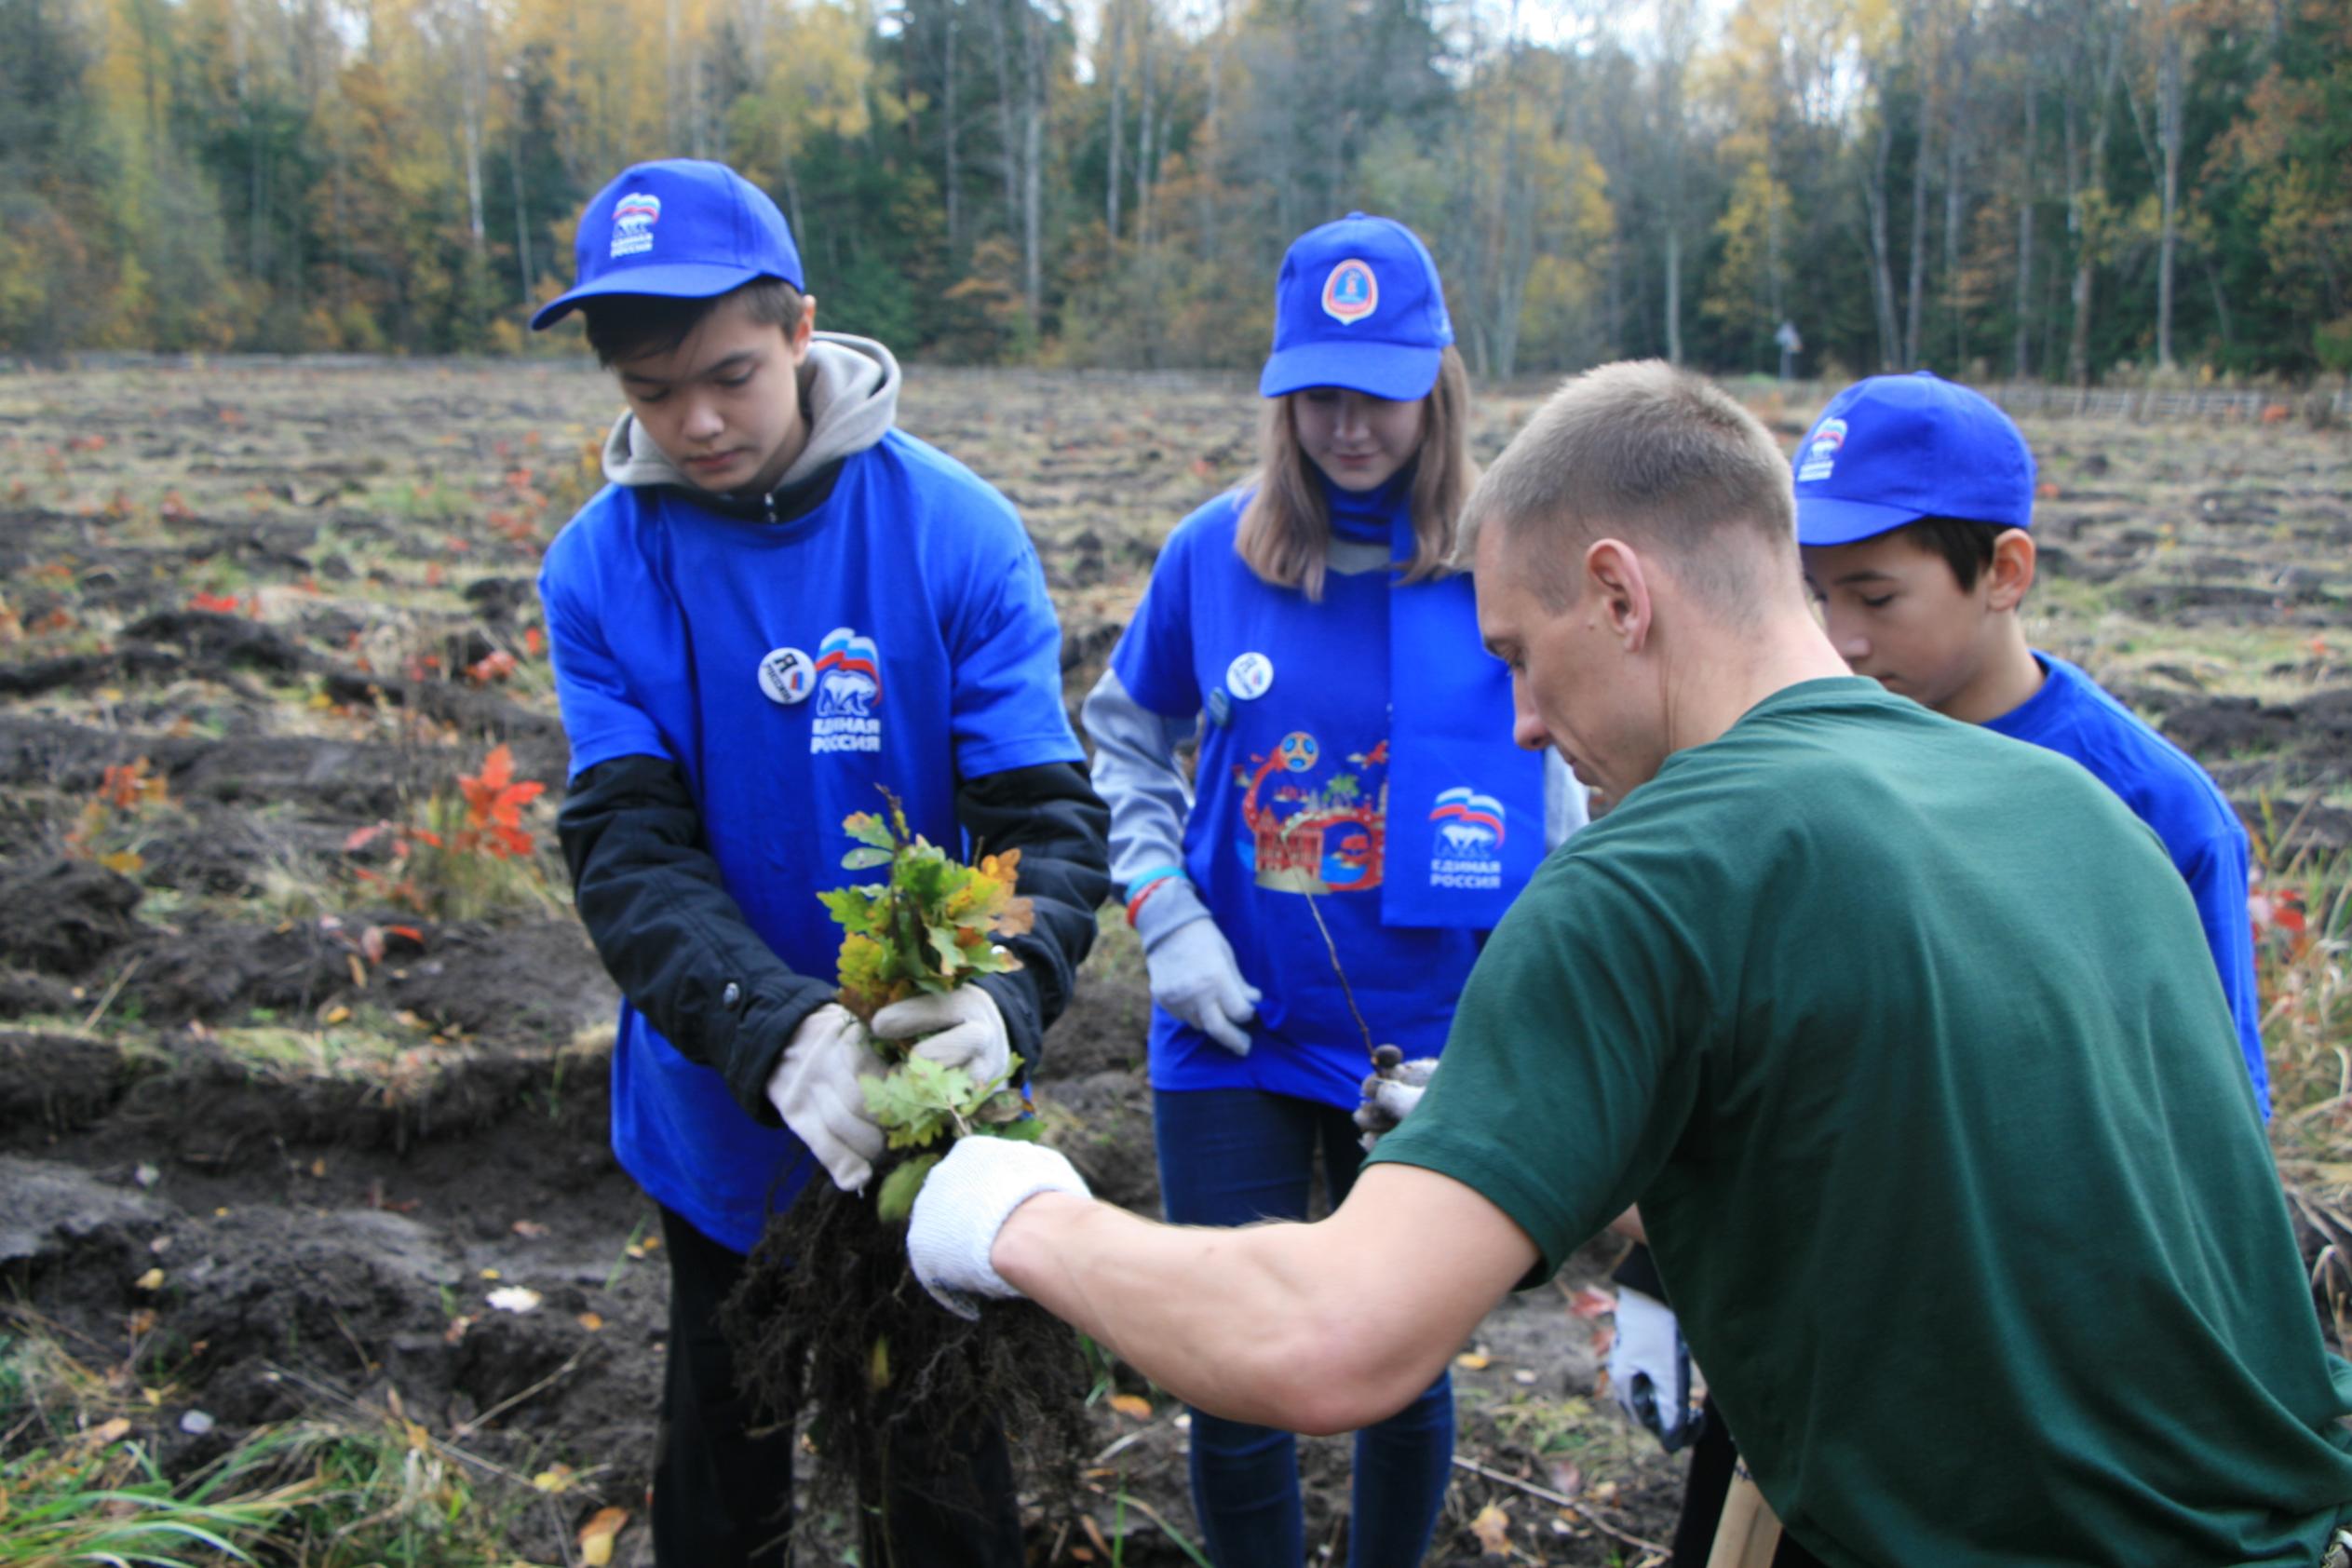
top-left (1791, 371), bottom-right (2037, 546)
top-left (531, 159), bottom-right (804, 331)
top-left (1259, 212), bottom-right (1454, 402)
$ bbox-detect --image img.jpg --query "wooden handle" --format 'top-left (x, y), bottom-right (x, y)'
top-left (1704, 1471), bottom-right (1784, 1568)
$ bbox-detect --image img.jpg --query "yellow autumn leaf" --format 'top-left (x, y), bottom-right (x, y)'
top-left (134, 1268), bottom-right (165, 1291)
top-left (100, 850), bottom-right (143, 875)
top-left (578, 1506), bottom-right (629, 1565)
top-left (532, 1464), bottom-right (575, 1494)
top-left (1107, 1393), bottom-right (1152, 1420)
top-left (1454, 1352), bottom-right (1492, 1371)
top-left (1469, 1500), bottom-right (1512, 1554)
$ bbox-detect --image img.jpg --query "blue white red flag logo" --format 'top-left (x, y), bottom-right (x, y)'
top-left (1798, 416), bottom-right (1846, 483)
top-left (1322, 260), bottom-right (1379, 325)
top-left (811, 628), bottom-right (885, 753)
top-left (1428, 786), bottom-right (1506, 850)
top-left (815, 628), bottom-right (882, 710)
top-left (611, 193), bottom-right (662, 258)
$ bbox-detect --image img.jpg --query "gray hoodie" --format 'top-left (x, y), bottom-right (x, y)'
top-left (600, 331), bottom-right (903, 521)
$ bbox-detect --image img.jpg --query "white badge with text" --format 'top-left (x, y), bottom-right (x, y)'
top-left (1226, 651), bottom-right (1275, 702)
top-left (758, 646), bottom-right (816, 706)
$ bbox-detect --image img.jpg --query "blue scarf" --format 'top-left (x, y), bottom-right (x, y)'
top-left (1325, 475), bottom-right (1547, 929)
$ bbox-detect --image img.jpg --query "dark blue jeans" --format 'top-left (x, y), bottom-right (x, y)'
top-left (1154, 1088), bottom-right (1454, 1568)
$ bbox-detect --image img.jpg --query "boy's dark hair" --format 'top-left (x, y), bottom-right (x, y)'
top-left (580, 277), bottom-right (804, 368)
top-left (1895, 515), bottom-right (2002, 590)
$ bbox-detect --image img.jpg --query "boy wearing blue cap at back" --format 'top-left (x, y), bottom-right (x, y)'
top-left (1793, 372), bottom-right (2265, 1114)
top-left (531, 158), bottom-right (1109, 1567)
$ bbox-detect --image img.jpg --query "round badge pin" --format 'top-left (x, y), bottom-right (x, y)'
top-left (1225, 652), bottom-right (1274, 702)
top-left (757, 647), bottom-right (816, 706)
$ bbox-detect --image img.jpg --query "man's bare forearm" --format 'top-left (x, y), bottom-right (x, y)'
top-left (991, 1164), bottom-right (1538, 1435)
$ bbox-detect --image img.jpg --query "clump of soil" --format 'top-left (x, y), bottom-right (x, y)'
top-left (722, 1164), bottom-right (1093, 1565)
top-left (0, 858), bottom-right (142, 975)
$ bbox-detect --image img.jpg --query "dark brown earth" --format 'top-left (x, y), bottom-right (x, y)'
top-left (3, 359), bottom-right (2346, 1565)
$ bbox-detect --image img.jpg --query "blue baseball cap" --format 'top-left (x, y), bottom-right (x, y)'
top-left (531, 159), bottom-right (804, 331)
top-left (1792, 371), bottom-right (2036, 545)
top-left (1259, 212), bottom-right (1454, 401)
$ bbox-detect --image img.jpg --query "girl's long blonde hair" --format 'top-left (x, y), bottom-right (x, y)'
top-left (1234, 345), bottom-right (1475, 602)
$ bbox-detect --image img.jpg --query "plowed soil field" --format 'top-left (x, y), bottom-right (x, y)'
top-left (4, 358), bottom-right (2346, 1565)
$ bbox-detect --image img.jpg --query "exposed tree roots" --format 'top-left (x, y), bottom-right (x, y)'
top-left (722, 1159), bottom-right (1092, 1564)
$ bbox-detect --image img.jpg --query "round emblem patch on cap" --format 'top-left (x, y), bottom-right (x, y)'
top-left (1226, 652), bottom-right (1275, 701)
top-left (1321, 260), bottom-right (1379, 325)
top-left (758, 646), bottom-right (816, 705)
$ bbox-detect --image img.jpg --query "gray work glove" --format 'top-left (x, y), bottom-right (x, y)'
top-left (907, 1135), bottom-right (1091, 1318)
top-left (764, 1003), bottom-right (887, 1193)
top-left (1141, 885), bottom-right (1261, 1056)
top-left (872, 986), bottom-right (1012, 1087)
top-left (1352, 1047), bottom-right (1439, 1147)
top-left (1609, 1287), bottom-right (1703, 1453)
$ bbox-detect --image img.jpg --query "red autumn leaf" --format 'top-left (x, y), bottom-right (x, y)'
top-left (1567, 1286), bottom-right (1616, 1319)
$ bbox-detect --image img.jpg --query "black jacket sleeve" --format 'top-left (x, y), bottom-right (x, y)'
top-left (557, 753), bottom-right (834, 1121)
top-left (957, 760), bottom-right (1112, 1076)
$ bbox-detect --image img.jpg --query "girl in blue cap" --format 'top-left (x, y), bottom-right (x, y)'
top-left (1082, 214), bottom-right (1584, 1565)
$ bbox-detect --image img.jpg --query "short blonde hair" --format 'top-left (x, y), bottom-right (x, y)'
top-left (1236, 345), bottom-right (1474, 602)
top-left (1461, 359), bottom-right (1797, 611)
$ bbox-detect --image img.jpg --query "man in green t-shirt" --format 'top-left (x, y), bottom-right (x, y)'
top-left (905, 360), bottom-right (2352, 1566)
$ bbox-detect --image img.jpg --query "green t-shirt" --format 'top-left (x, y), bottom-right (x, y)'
top-left (1372, 677), bottom-right (2352, 1567)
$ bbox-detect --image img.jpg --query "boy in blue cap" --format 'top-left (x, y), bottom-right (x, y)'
top-left (531, 158), bottom-right (1109, 1567)
top-left (1792, 371), bottom-right (2264, 1113)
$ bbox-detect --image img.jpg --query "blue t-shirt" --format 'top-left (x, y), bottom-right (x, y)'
top-left (1111, 486), bottom-right (1524, 1110)
top-left (539, 428), bottom-right (1083, 1252)
top-left (1986, 653), bottom-right (2267, 1115)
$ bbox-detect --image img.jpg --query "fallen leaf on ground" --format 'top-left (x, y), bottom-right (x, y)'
top-left (83, 1417), bottom-right (131, 1447)
top-left (1470, 1500), bottom-right (1512, 1555)
top-left (1107, 1393), bottom-right (1151, 1420)
top-left (578, 1506), bottom-right (629, 1565)
top-left (532, 1463), bottom-right (575, 1493)
top-left (134, 1268), bottom-right (165, 1291)
top-left (577, 1312), bottom-right (604, 1331)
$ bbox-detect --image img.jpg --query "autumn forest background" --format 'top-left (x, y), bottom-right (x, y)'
top-left (1, 0), bottom-right (2345, 382)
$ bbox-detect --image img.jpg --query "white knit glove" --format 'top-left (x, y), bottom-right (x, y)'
top-left (872, 986), bottom-right (1012, 1086)
top-left (907, 1136), bottom-right (1090, 1319)
top-left (764, 1004), bottom-right (887, 1193)
top-left (1610, 1287), bottom-right (1700, 1453)
top-left (1147, 915), bottom-right (1262, 1056)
